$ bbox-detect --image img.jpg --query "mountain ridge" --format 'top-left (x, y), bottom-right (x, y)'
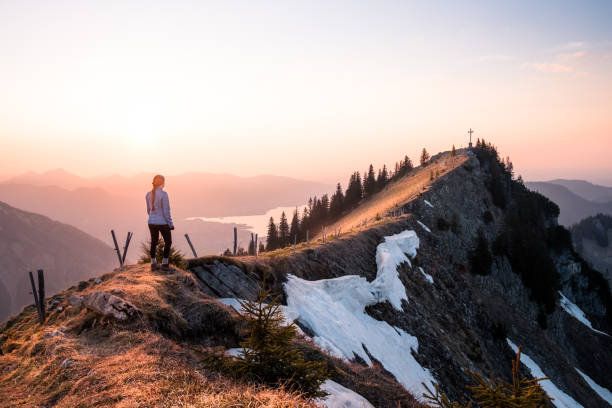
top-left (2, 148), bottom-right (611, 407)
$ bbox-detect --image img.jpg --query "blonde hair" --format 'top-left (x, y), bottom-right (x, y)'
top-left (151, 175), bottom-right (165, 211)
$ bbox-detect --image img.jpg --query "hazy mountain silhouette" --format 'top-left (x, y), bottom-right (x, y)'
top-left (0, 170), bottom-right (330, 258)
top-left (0, 201), bottom-right (115, 322)
top-left (546, 179), bottom-right (612, 203)
top-left (525, 181), bottom-right (612, 226)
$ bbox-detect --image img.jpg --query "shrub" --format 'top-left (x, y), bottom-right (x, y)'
top-left (469, 231), bottom-right (492, 276)
top-left (139, 239), bottom-right (186, 269)
top-left (482, 210), bottom-right (494, 224)
top-left (224, 277), bottom-right (329, 397)
top-left (491, 322), bottom-right (507, 341)
top-left (451, 213), bottom-right (460, 234)
top-left (436, 217), bottom-right (450, 231)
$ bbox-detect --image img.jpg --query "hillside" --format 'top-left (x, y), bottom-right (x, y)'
top-left (571, 214), bottom-right (612, 287)
top-left (548, 179), bottom-right (612, 203)
top-left (0, 201), bottom-right (116, 323)
top-left (525, 181), bottom-right (612, 225)
top-left (2, 148), bottom-right (612, 407)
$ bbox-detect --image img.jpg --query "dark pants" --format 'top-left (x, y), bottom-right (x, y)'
top-left (149, 224), bottom-right (172, 262)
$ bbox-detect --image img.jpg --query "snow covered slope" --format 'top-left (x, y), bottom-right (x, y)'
top-left (283, 230), bottom-right (436, 396)
top-left (559, 292), bottom-right (610, 337)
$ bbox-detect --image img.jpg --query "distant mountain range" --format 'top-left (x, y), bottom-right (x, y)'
top-left (0, 169), bottom-right (331, 257)
top-left (0, 201), bottom-right (115, 322)
top-left (525, 179), bottom-right (612, 226)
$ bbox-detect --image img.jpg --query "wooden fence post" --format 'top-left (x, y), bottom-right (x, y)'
top-left (28, 271), bottom-right (43, 324)
top-left (37, 269), bottom-right (45, 322)
top-left (233, 227), bottom-right (237, 256)
top-left (184, 234), bottom-right (198, 257)
top-left (111, 230), bottom-right (123, 267)
top-left (121, 232), bottom-right (133, 264)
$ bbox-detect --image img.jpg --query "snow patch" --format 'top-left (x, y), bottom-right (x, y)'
top-left (419, 267), bottom-right (434, 284)
top-left (507, 340), bottom-right (583, 408)
top-left (559, 292), bottom-right (609, 337)
top-left (576, 369), bottom-right (612, 406)
top-left (284, 230), bottom-right (436, 396)
top-left (317, 380), bottom-right (375, 408)
top-left (416, 221), bottom-right (431, 233)
top-left (424, 200), bottom-right (434, 208)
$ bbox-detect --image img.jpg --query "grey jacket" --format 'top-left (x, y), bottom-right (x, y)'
top-left (146, 188), bottom-right (174, 227)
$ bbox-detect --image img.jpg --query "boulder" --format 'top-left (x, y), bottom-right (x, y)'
top-left (81, 292), bottom-right (140, 321)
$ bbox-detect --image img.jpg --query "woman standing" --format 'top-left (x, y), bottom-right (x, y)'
top-left (146, 174), bottom-right (174, 271)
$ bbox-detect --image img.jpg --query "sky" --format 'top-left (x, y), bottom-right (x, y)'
top-left (1, 0), bottom-right (611, 185)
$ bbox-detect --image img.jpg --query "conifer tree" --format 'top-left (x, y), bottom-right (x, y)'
top-left (278, 211), bottom-right (290, 248)
top-left (258, 241), bottom-right (265, 253)
top-left (404, 155), bottom-right (413, 171)
top-left (420, 148), bottom-right (431, 166)
top-left (289, 207), bottom-right (300, 245)
top-left (377, 164), bottom-right (388, 190)
top-left (364, 164), bottom-right (377, 197)
top-left (229, 275), bottom-right (329, 397)
top-left (423, 345), bottom-right (551, 408)
top-left (300, 206), bottom-right (310, 241)
top-left (320, 194), bottom-right (330, 224)
top-left (345, 171), bottom-right (363, 209)
top-left (329, 182), bottom-right (344, 219)
top-left (266, 217), bottom-right (279, 251)
top-left (451, 145), bottom-right (456, 156)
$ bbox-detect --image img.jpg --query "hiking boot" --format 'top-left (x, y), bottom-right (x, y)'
top-left (151, 263), bottom-right (161, 271)
top-left (161, 264), bottom-right (171, 272)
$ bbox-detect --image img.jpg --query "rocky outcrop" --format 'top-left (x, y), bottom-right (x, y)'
top-left (81, 292), bottom-right (140, 321)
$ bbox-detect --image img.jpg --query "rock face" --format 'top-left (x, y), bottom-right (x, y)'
top-left (81, 292), bottom-right (140, 321)
top-left (188, 151), bottom-right (612, 408)
top-left (189, 259), bottom-right (260, 300)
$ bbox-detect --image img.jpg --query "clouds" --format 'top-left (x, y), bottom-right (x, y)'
top-left (521, 61), bottom-right (574, 73)
top-left (521, 41), bottom-right (589, 74)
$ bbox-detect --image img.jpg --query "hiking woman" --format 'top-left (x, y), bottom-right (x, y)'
top-left (146, 174), bottom-right (174, 271)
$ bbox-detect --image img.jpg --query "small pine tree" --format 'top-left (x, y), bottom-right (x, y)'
top-left (139, 239), bottom-right (186, 269)
top-left (423, 345), bottom-right (551, 408)
top-left (451, 145), bottom-right (456, 156)
top-left (228, 276), bottom-right (329, 397)
top-left (420, 148), bottom-right (431, 166)
top-left (258, 241), bottom-right (265, 253)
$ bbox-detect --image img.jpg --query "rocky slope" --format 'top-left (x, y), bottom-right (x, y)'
top-left (187, 149), bottom-right (612, 407)
top-left (0, 201), bottom-right (116, 323)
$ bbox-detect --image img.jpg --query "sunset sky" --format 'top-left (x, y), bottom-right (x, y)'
top-left (1, 1), bottom-right (611, 185)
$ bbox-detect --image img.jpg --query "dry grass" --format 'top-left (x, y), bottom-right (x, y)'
top-left (0, 265), bottom-right (319, 407)
top-left (321, 151), bottom-right (468, 238)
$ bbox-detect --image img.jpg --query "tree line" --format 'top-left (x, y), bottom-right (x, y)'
top-left (265, 148), bottom-right (435, 251)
